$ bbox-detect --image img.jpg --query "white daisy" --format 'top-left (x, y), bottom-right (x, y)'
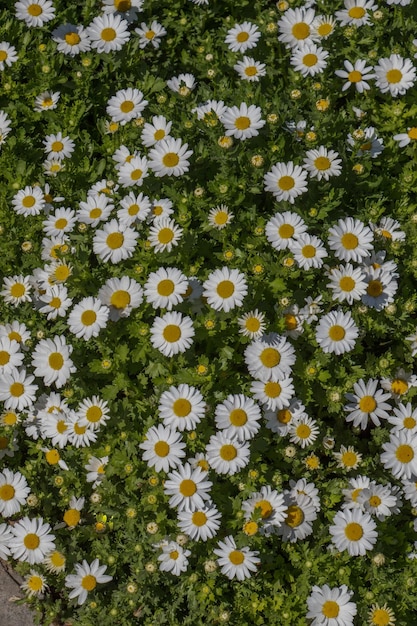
top-left (380, 369), bottom-right (417, 399)
top-left (244, 334), bottom-right (296, 382)
top-left (250, 377), bottom-right (295, 411)
top-left (139, 425), bottom-right (186, 473)
top-left (106, 88), bottom-right (148, 125)
top-left (158, 384), bottom-right (206, 431)
top-left (205, 433), bottom-right (250, 475)
top-left (93, 219), bottom-right (138, 264)
top-left (150, 198), bottom-right (174, 220)
top-left (237, 310), bottom-right (266, 339)
top-left (328, 217), bottom-right (374, 263)
top-left (213, 536), bottom-right (260, 581)
top-left (157, 542), bottom-right (191, 576)
top-left (362, 267), bottom-right (398, 311)
top-left (265, 211), bottom-right (307, 251)
top-left (374, 54), bottom-right (416, 97)
top-left (43, 550), bottom-right (66, 574)
top-left (380, 430), bottom-right (417, 480)
top-left (85, 456), bottom-right (108, 488)
top-left (0, 42), bottom-right (18, 70)
top-left (0, 337), bottom-right (24, 375)
top-left (150, 311), bottom-right (195, 357)
top-left (51, 24), bottom-right (91, 56)
top-left (289, 234), bottom-right (328, 270)
top-left (163, 463), bottom-right (212, 511)
top-left (65, 559), bottom-right (112, 606)
top-left (42, 207), bottom-right (77, 238)
top-left (21, 570), bottom-right (48, 599)
top-left (0, 322), bottom-right (30, 347)
top-left (277, 7), bottom-right (318, 49)
top-left (347, 126), bottom-right (384, 158)
top-left (315, 310), bottom-right (359, 355)
top-left (31, 336), bottom-right (76, 388)
top-left (221, 103), bottom-right (265, 141)
top-left (135, 21), bottom-right (167, 49)
top-left (144, 267), bottom-right (188, 311)
top-left (77, 194), bottom-right (114, 227)
top-left (141, 115), bottom-right (172, 147)
top-left (202, 267), bottom-right (247, 313)
top-left (148, 217), bottom-right (183, 253)
top-left (312, 15), bottom-right (337, 39)
top-left (67, 297), bottom-right (109, 341)
top-left (117, 191), bottom-right (151, 225)
top-left (242, 485), bottom-right (287, 533)
top-left (264, 161), bottom-right (309, 203)
top-left (34, 91), bottom-right (60, 112)
top-left (62, 496), bottom-right (85, 528)
top-left (329, 508), bottom-right (377, 556)
top-left (333, 445), bottom-right (363, 472)
top-left (12, 185), bottom-right (45, 217)
top-left (208, 204), bottom-right (234, 230)
top-left (43, 132), bottom-right (75, 160)
top-left (357, 483), bottom-right (398, 521)
top-left (335, 59), bottom-right (375, 93)
top-left (306, 584), bottom-right (357, 626)
top-left (224, 22), bottom-right (261, 53)
top-left (387, 402), bottom-right (417, 434)
top-left (15, 0), bottom-right (55, 27)
top-left (335, 0), bottom-right (377, 27)
top-left (66, 412), bottom-right (97, 449)
top-left (290, 43), bottom-right (329, 77)
top-left (0, 468), bottom-right (30, 518)
top-left (0, 523), bottom-right (13, 560)
top-left (117, 155), bottom-right (149, 187)
top-left (289, 478), bottom-right (321, 511)
top-left (344, 379), bottom-right (391, 429)
top-left (101, 0), bottom-right (144, 23)
top-left (9, 517), bottom-right (56, 565)
top-left (214, 394), bottom-right (262, 441)
top-left (303, 146), bottom-right (342, 181)
top-left (43, 158), bottom-right (65, 177)
top-left (372, 216), bottom-right (405, 241)
top-left (38, 409), bottom-right (71, 448)
top-left (37, 285), bottom-right (72, 320)
top-left (326, 263), bottom-right (367, 305)
top-left (0, 368), bottom-right (38, 411)
top-left (97, 276), bottom-right (143, 320)
top-left (148, 137), bottom-right (193, 177)
top-left (76, 396), bottom-right (110, 431)
top-left (276, 494), bottom-right (318, 543)
top-left (342, 475), bottom-right (372, 510)
top-left (87, 14), bottom-right (130, 53)
top-left (166, 73), bottom-right (197, 96)
top-left (394, 126), bottom-right (417, 147)
top-left (288, 415), bottom-right (319, 448)
top-left (177, 504), bottom-right (222, 542)
top-left (234, 56), bottom-right (266, 82)
top-left (264, 398), bottom-right (306, 436)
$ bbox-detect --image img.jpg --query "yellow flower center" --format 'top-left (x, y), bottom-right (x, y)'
top-left (348, 6), bottom-right (366, 18)
top-left (2, 412), bottom-right (18, 426)
top-left (216, 280), bottom-right (235, 299)
top-left (24, 533), bottom-right (40, 550)
top-left (220, 444), bottom-right (237, 460)
top-left (49, 297), bottom-right (62, 309)
top-left (10, 283), bottom-right (26, 301)
top-left (243, 521), bottom-right (258, 535)
top-left (391, 379), bottom-right (408, 395)
top-left (158, 228), bottom-right (174, 244)
top-left (110, 290), bottom-right (130, 309)
top-left (63, 509), bottom-right (81, 526)
top-left (396, 444), bottom-right (414, 463)
top-left (27, 4), bottom-right (43, 16)
top-left (255, 500), bottom-right (273, 519)
top-left (278, 175), bottom-right (295, 191)
top-left (285, 505), bottom-right (304, 528)
top-left (86, 406), bottom-right (103, 423)
top-left (367, 280), bottom-right (383, 297)
top-left (341, 451), bottom-right (358, 467)
top-left (369, 495), bottom-right (382, 508)
top-left (65, 32), bottom-right (81, 45)
top-left (154, 129), bottom-right (165, 140)
top-left (23, 196), bottom-right (36, 211)
top-left (303, 53), bottom-right (318, 67)
top-left (81, 575), bottom-right (97, 591)
top-left (229, 409), bottom-right (247, 426)
top-left (179, 479), bottom-right (197, 496)
top-left (235, 116), bottom-right (251, 130)
top-left (348, 70), bottom-right (362, 83)
top-left (371, 608), bottom-right (392, 626)
top-left (277, 409), bottom-right (292, 424)
top-left (162, 153), bottom-right (180, 167)
top-left (90, 208), bottom-right (102, 220)
top-left (360, 142), bottom-right (372, 151)
top-left (45, 449), bottom-right (60, 464)
top-left (48, 352), bottom-right (64, 370)
top-left (157, 279), bottom-right (175, 296)
top-left (302, 244), bottom-right (316, 258)
top-left (314, 156), bottom-right (331, 171)
top-left (339, 276), bottom-right (355, 292)
top-left (260, 347), bottom-right (281, 368)
top-left (169, 550), bottom-right (179, 560)
top-left (27, 575), bottom-right (44, 592)
top-left (296, 424), bottom-right (312, 439)
top-left (162, 324), bottom-right (181, 343)
top-left (292, 22), bottom-right (310, 40)
top-left (120, 100), bottom-right (134, 113)
top-left (236, 32), bottom-right (249, 43)
top-left (8, 332), bottom-right (22, 342)
top-left (0, 351), bottom-right (10, 366)
top-left (10, 382), bottom-right (24, 397)
top-left (317, 23), bottom-right (333, 36)
top-left (154, 441), bottom-right (170, 457)
top-left (43, 98), bottom-right (53, 107)
top-left (106, 232), bottom-right (124, 249)
top-left (0, 51), bottom-right (8, 62)
top-left (328, 325), bottom-right (346, 341)
top-left (386, 69), bottom-right (402, 84)
top-left (130, 169), bottom-right (143, 181)
top-left (74, 423), bottom-right (87, 435)
top-left (81, 310), bottom-right (97, 326)
top-left (404, 416), bottom-right (416, 429)
top-left (0, 484), bottom-right (15, 501)
top-left (101, 28), bottom-right (116, 42)
top-left (145, 30), bottom-right (156, 40)
top-left (114, 0), bottom-right (131, 10)
top-left (127, 203), bottom-right (139, 216)
top-left (341, 233), bottom-right (358, 250)
top-left (173, 399), bottom-right (192, 417)
top-left (57, 420), bottom-right (67, 434)
top-left (359, 395), bottom-right (377, 413)
top-left (192, 511), bottom-right (207, 526)
top-left (306, 455), bottom-right (320, 469)
top-left (322, 601), bottom-right (340, 618)
top-left (229, 550), bottom-right (245, 564)
top-left (54, 264), bottom-right (71, 281)
top-left (245, 317), bottom-right (261, 332)
top-left (344, 521), bottom-right (364, 541)
top-left (50, 551), bottom-right (65, 567)
top-left (244, 66), bottom-right (257, 76)
top-left (213, 210), bottom-right (228, 225)
top-left (51, 141), bottom-right (64, 153)
top-left (407, 127), bottom-right (417, 140)
top-left (278, 223), bottom-right (295, 238)
top-left (264, 381), bottom-right (281, 398)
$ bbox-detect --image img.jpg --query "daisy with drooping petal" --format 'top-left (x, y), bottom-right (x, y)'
top-left (277, 494), bottom-right (318, 543)
top-left (117, 155), bottom-right (149, 187)
top-left (15, 0), bottom-right (55, 27)
top-left (93, 219), bottom-right (138, 264)
top-left (327, 263), bottom-right (367, 304)
top-left (250, 378), bottom-right (295, 411)
top-left (12, 185), bottom-right (45, 217)
top-left (303, 146), bottom-right (342, 181)
top-left (163, 463), bottom-right (212, 511)
top-left (328, 217), bottom-right (374, 263)
top-left (0, 337), bottom-right (24, 375)
top-left (234, 56), bottom-right (266, 82)
top-left (221, 103), bottom-right (265, 141)
top-left (265, 211), bottom-right (307, 251)
top-left (148, 137), bottom-right (193, 177)
top-left (97, 276), bottom-right (143, 320)
top-left (264, 162), bottom-right (309, 203)
top-left (237, 310), bottom-right (266, 339)
top-left (150, 311), bottom-right (195, 357)
top-left (148, 217), bottom-right (183, 253)
top-left (206, 433), bottom-right (250, 475)
top-left (158, 384), bottom-right (206, 432)
top-left (306, 584), bottom-right (357, 626)
top-left (277, 7), bottom-right (318, 49)
top-left (214, 536), bottom-right (260, 581)
top-left (144, 267), bottom-right (188, 311)
top-left (177, 504), bottom-right (221, 542)
top-left (245, 334), bottom-right (296, 382)
top-left (380, 431), bottom-right (417, 480)
top-left (139, 425), bottom-right (186, 473)
top-left (21, 570), bottom-right (47, 599)
top-left (77, 194), bottom-right (114, 227)
top-left (0, 42), bottom-right (18, 70)
top-left (344, 379), bottom-right (391, 429)
top-left (289, 234), bottom-right (328, 270)
top-left (0, 468), bottom-right (30, 518)
top-left (387, 402), bottom-right (417, 434)
top-left (31, 336), bottom-right (76, 388)
top-left (0, 368), bottom-right (38, 411)
top-left (62, 496), bottom-right (85, 528)
top-left (34, 91), bottom-right (60, 112)
top-left (335, 0), bottom-right (377, 27)
top-left (288, 415), bottom-right (319, 448)
top-left (214, 394), bottom-right (262, 441)
top-left (65, 559), bottom-right (112, 606)
top-left (106, 88), bottom-right (148, 125)
top-left (242, 485), bottom-right (287, 533)
top-left (224, 22), bottom-right (261, 53)
top-left (67, 297), bottom-right (109, 341)
top-left (329, 508), bottom-right (377, 556)
top-left (135, 20), bottom-right (167, 48)
top-left (335, 59), bottom-right (375, 93)
top-left (9, 517), bottom-right (56, 565)
top-left (202, 267), bottom-right (247, 313)
top-left (290, 43), bottom-right (329, 77)
top-left (51, 24), bottom-right (91, 56)
top-left (157, 541), bottom-right (191, 576)
top-left (374, 54), bottom-right (416, 97)
top-left (87, 14), bottom-right (130, 53)
top-left (315, 310), bottom-right (359, 355)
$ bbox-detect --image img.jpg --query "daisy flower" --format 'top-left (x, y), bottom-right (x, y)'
top-left (264, 398), bottom-right (306, 436)
top-left (237, 310), bottom-right (266, 339)
top-left (166, 73), bottom-right (197, 96)
top-left (34, 91), bottom-right (60, 112)
top-left (372, 216), bottom-right (405, 241)
top-left (87, 13), bottom-right (130, 53)
top-left (290, 43), bottom-right (329, 77)
top-left (315, 310), bottom-right (359, 355)
top-left (77, 194), bottom-right (114, 227)
top-left (264, 161), bottom-right (309, 203)
top-left (335, 0), bottom-right (377, 27)
top-left (406, 329), bottom-right (417, 357)
top-left (202, 267), bottom-right (247, 313)
top-left (250, 378), bottom-right (295, 411)
top-left (12, 185), bottom-right (45, 216)
top-left (288, 415), bottom-right (319, 448)
top-left (277, 494), bottom-right (318, 542)
top-left (149, 198), bottom-right (174, 221)
top-left (374, 54), bottom-right (416, 97)
top-left (148, 217), bottom-right (183, 253)
top-left (43, 158), bottom-right (65, 177)
top-left (51, 24), bottom-right (91, 56)
top-left (234, 56), bottom-right (266, 82)
top-left (65, 559), bottom-right (112, 606)
top-left (39, 409), bottom-right (71, 449)
top-left (344, 379), bottom-right (391, 429)
top-left (21, 570), bottom-right (47, 598)
top-left (163, 463), bottom-right (212, 511)
top-left (329, 508), bottom-right (378, 556)
top-left (265, 211), bottom-right (307, 251)
top-left (224, 22), bottom-right (261, 53)
top-left (144, 267), bottom-right (188, 310)
top-left (150, 311), bottom-right (195, 357)
top-left (394, 126), bottom-right (417, 147)
top-left (208, 204), bottom-right (234, 230)
top-left (93, 219), bottom-right (138, 264)
top-left (177, 504), bottom-right (221, 542)
top-left (328, 217), bottom-right (374, 263)
top-left (117, 191), bottom-right (151, 225)
top-left (42, 208), bottom-right (77, 238)
top-left (347, 126), bottom-right (384, 158)
top-left (334, 445), bottom-right (363, 471)
top-left (43, 132), bottom-right (75, 160)
top-left (303, 146), bottom-right (342, 181)
top-left (312, 15), bottom-right (337, 39)
top-left (15, 0), bottom-right (55, 27)
top-left (158, 384), bottom-right (206, 431)
top-left (63, 496), bottom-right (85, 528)
top-left (289, 234), bottom-right (328, 270)
top-left (206, 433), bottom-right (250, 475)
top-left (43, 550), bottom-right (66, 574)
top-left (214, 394), bottom-right (262, 441)
top-left (244, 334), bottom-right (296, 382)
top-left (0, 468), bottom-right (30, 518)
top-left (102, 0), bottom-right (144, 23)
top-left (139, 425), bottom-right (186, 473)
top-left (221, 103), bottom-right (265, 140)
top-left (67, 297), bottom-right (109, 341)
top-left (368, 604), bottom-right (396, 626)
top-left (335, 59), bottom-right (375, 92)
top-left (357, 484), bottom-right (398, 521)
top-left (327, 263), bottom-right (367, 304)
top-left (362, 268), bottom-right (398, 311)
top-left (97, 276), bottom-right (143, 320)
top-left (141, 115), bottom-right (172, 147)
top-left (381, 369), bottom-right (417, 398)
top-left (148, 137), bottom-right (193, 177)
top-left (214, 536), bottom-right (260, 581)
top-left (85, 456), bottom-right (108, 488)
top-left (277, 7), bottom-right (318, 49)
top-left (306, 584), bottom-right (357, 626)
top-left (106, 88), bottom-right (148, 125)
top-left (0, 321), bottom-right (31, 346)
top-left (76, 396), bottom-right (110, 431)
top-left (9, 517), bottom-right (56, 565)
top-left (135, 21), bottom-right (167, 48)
top-left (117, 155), bottom-right (149, 187)
top-left (0, 336), bottom-right (24, 375)
top-left (0, 42), bottom-right (18, 70)
top-left (0, 368), bottom-right (38, 411)
top-left (67, 412), bottom-right (97, 449)
top-left (387, 402), bottom-right (417, 434)
top-left (192, 99), bottom-right (227, 121)
top-left (31, 336), bottom-right (76, 388)
top-left (242, 486), bottom-right (287, 532)
top-left (157, 542), bottom-right (191, 576)
top-left (380, 430), bottom-right (417, 480)
top-left (342, 475), bottom-right (372, 509)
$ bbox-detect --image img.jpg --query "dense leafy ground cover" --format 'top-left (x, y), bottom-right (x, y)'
top-left (1, 0), bottom-right (417, 624)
